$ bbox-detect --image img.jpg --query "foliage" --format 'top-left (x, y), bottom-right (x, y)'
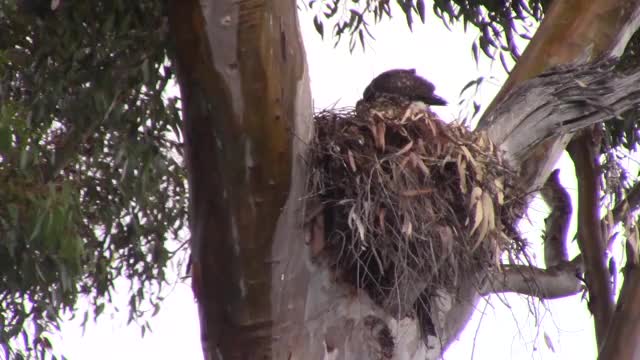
top-left (0, 1), bottom-right (185, 358)
top-left (304, 0), bottom-right (545, 62)
top-left (599, 30), bottom-right (640, 210)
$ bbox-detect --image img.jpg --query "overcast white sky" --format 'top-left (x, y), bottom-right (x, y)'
top-left (52, 4), bottom-right (605, 360)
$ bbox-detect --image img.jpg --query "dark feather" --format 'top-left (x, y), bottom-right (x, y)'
top-left (363, 69), bottom-right (447, 106)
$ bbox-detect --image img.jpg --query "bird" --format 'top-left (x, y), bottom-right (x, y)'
top-left (362, 69), bottom-right (447, 106)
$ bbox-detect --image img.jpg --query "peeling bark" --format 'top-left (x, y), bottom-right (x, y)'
top-left (482, 60), bottom-right (640, 188)
top-left (480, 0), bottom-right (640, 191)
top-left (482, 0), bottom-right (640, 120)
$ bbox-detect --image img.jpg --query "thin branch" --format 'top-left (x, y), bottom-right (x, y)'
top-left (610, 180), bottom-right (640, 224)
top-left (598, 261), bottom-right (640, 359)
top-left (567, 129), bottom-right (614, 348)
top-left (479, 259), bottom-right (584, 298)
top-left (541, 168), bottom-right (572, 267)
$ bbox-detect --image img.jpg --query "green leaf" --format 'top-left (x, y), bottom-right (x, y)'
top-left (19, 148), bottom-right (29, 170)
top-left (313, 16), bottom-right (324, 39)
top-left (416, 0), bottom-right (426, 23)
top-left (95, 303), bottom-right (105, 319)
top-left (30, 212), bottom-right (46, 243)
top-left (7, 203), bottom-right (19, 223)
top-left (0, 126), bottom-right (11, 154)
top-left (142, 58), bottom-right (150, 84)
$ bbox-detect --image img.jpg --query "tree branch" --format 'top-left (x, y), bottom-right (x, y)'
top-left (568, 129), bottom-right (614, 347)
top-left (480, 260), bottom-right (584, 298)
top-left (481, 59), bottom-right (640, 190)
top-left (484, 60), bottom-right (640, 159)
top-left (480, 0), bottom-right (640, 126)
top-left (598, 241), bottom-right (640, 360)
top-left (541, 168), bottom-right (572, 267)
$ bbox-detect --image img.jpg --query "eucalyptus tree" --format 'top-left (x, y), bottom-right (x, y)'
top-left (2, 0), bottom-right (640, 359)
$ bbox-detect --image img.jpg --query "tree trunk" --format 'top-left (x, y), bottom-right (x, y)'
top-left (168, 0), bottom-right (309, 358)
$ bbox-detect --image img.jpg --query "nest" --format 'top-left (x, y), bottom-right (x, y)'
top-left (307, 98), bottom-right (527, 317)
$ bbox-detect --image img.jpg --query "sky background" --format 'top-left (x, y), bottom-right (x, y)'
top-left (51, 4), bottom-right (610, 359)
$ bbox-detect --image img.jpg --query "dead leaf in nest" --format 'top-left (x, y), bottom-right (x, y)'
top-left (482, 192), bottom-right (496, 231)
top-left (400, 188), bottom-right (433, 197)
top-left (494, 177), bottom-right (504, 205)
top-left (425, 117), bottom-right (438, 137)
top-left (377, 207), bottom-right (386, 230)
top-left (396, 140), bottom-right (414, 156)
top-left (348, 150), bottom-right (357, 172)
top-left (399, 154), bottom-right (411, 169)
top-left (461, 145), bottom-right (483, 181)
top-left (400, 102), bottom-right (426, 123)
top-left (469, 187), bottom-right (483, 235)
top-left (402, 217), bottom-right (413, 238)
top-left (438, 226), bottom-right (454, 255)
top-left (457, 154), bottom-right (468, 193)
top-left (400, 106), bottom-right (413, 124)
top-left (472, 192), bottom-right (496, 251)
top-left (411, 153), bottom-right (430, 177)
top-left (376, 122), bottom-right (386, 151)
top-left (348, 207), bottom-right (366, 243)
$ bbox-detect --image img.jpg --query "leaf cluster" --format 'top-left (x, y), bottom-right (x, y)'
top-left (0, 1), bottom-right (186, 358)
top-left (304, 0), bottom-right (546, 63)
top-left (598, 31), bottom-right (640, 214)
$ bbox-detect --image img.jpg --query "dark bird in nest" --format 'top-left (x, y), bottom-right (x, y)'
top-left (362, 69), bottom-right (447, 106)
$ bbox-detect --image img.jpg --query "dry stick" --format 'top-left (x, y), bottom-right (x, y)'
top-left (567, 129), bottom-right (614, 348)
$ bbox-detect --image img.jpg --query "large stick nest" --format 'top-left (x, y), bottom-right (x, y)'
top-left (307, 98), bottom-right (527, 316)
